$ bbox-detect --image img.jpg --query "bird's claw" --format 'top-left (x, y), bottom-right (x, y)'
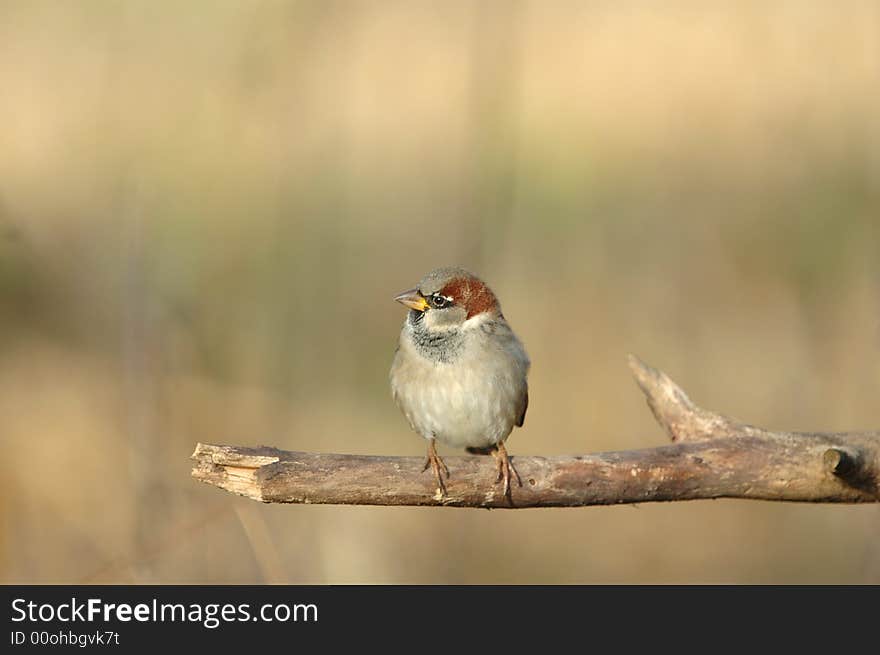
top-left (423, 440), bottom-right (450, 497)
top-left (493, 443), bottom-right (522, 501)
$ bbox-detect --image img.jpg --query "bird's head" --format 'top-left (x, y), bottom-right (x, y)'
top-left (394, 267), bottom-right (500, 331)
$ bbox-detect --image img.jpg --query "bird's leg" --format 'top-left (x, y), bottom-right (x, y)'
top-left (422, 438), bottom-right (449, 496)
top-left (492, 442), bottom-right (522, 499)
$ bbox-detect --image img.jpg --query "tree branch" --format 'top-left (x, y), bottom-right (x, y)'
top-left (190, 356), bottom-right (880, 508)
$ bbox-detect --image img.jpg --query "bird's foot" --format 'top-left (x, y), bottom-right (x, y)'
top-left (422, 439), bottom-right (450, 497)
top-left (492, 442), bottom-right (522, 501)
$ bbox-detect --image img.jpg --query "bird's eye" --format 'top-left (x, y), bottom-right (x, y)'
top-left (430, 293), bottom-right (451, 309)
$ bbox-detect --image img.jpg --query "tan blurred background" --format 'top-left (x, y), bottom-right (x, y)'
top-left (1, 0), bottom-right (879, 584)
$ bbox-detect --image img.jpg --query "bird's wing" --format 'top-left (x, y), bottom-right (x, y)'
top-left (516, 388), bottom-right (528, 427)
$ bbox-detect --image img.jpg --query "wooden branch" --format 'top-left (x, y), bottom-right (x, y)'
top-left (190, 356), bottom-right (880, 508)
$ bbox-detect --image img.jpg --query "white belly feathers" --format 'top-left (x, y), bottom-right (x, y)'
top-left (390, 322), bottom-right (528, 449)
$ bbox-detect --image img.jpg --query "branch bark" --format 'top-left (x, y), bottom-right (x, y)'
top-left (190, 356), bottom-right (880, 508)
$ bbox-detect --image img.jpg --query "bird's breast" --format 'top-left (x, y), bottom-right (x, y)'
top-left (390, 328), bottom-right (527, 449)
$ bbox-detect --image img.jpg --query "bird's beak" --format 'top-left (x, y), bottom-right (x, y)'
top-left (394, 288), bottom-right (429, 312)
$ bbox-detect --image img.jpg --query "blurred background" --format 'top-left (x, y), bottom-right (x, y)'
top-left (1, 0), bottom-right (879, 584)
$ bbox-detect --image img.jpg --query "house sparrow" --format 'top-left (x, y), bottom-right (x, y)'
top-left (389, 267), bottom-right (530, 499)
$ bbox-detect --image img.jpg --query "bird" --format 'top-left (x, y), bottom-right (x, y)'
top-left (389, 267), bottom-right (530, 500)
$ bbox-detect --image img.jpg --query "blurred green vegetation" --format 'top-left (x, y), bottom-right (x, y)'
top-left (1, 1), bottom-right (878, 583)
